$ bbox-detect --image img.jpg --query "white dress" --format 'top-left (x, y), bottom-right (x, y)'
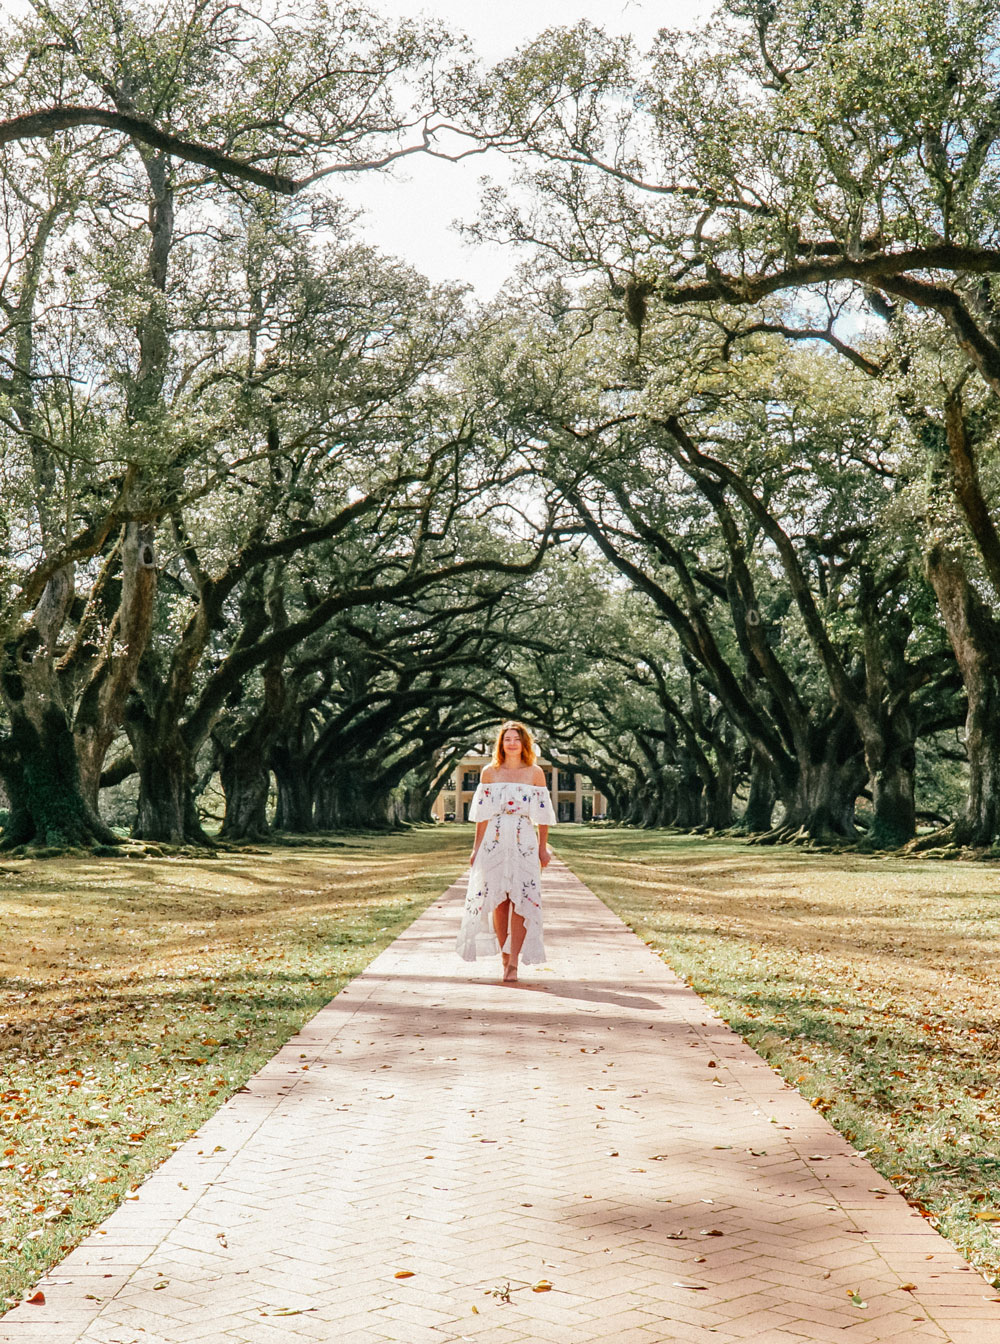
top-left (455, 781), bottom-right (556, 965)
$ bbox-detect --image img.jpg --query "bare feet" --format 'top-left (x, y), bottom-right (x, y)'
top-left (502, 961), bottom-right (518, 984)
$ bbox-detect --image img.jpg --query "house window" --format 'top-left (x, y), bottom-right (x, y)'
top-left (582, 796), bottom-right (593, 821)
top-left (462, 770), bottom-right (480, 791)
top-left (445, 776), bottom-right (456, 791)
top-left (558, 770), bottom-right (575, 792)
top-left (558, 800), bottom-right (575, 822)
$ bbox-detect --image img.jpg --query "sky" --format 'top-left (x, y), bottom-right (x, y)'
top-left (2, 0), bottom-right (713, 297)
top-left (335, 0), bottom-right (713, 298)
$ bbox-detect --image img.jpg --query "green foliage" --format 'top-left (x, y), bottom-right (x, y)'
top-left (0, 0), bottom-right (991, 849)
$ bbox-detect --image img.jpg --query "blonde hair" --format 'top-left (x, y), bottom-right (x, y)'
top-left (492, 720), bottom-right (536, 768)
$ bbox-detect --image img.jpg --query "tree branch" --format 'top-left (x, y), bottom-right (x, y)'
top-left (0, 106), bottom-right (450, 196)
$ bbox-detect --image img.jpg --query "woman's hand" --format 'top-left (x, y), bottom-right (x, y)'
top-left (539, 845), bottom-right (552, 868)
top-left (469, 847), bottom-right (479, 868)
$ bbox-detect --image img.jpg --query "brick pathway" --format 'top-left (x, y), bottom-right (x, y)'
top-left (4, 857), bottom-right (1000, 1344)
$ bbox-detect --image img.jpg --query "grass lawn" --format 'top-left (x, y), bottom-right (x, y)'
top-left (555, 827), bottom-right (1000, 1283)
top-left (0, 828), bottom-right (468, 1312)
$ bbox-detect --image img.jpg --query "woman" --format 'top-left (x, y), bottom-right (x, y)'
top-left (455, 721), bottom-right (554, 983)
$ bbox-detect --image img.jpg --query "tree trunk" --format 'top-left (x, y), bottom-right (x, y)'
top-left (958, 680), bottom-right (1000, 847)
top-left (771, 715), bottom-right (865, 840)
top-left (272, 754), bottom-right (315, 832)
top-left (623, 781), bottom-right (645, 826)
top-left (126, 699), bottom-right (208, 845)
top-left (740, 755), bottom-right (775, 832)
top-left (315, 770), bottom-right (394, 829)
top-left (0, 700), bottom-right (118, 850)
top-left (672, 762), bottom-right (704, 828)
top-left (779, 758), bottom-right (863, 839)
top-left (706, 738), bottom-right (736, 829)
top-left (75, 522), bottom-right (159, 808)
top-left (217, 742), bottom-right (272, 841)
top-left (398, 781), bottom-right (435, 824)
top-left (866, 737), bottom-right (917, 848)
top-left (0, 577), bottom-right (119, 851)
top-left (925, 542), bottom-right (1000, 846)
top-left (216, 649), bottom-right (285, 842)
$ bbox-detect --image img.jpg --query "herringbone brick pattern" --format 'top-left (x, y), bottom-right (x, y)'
top-left (3, 857), bottom-right (999, 1343)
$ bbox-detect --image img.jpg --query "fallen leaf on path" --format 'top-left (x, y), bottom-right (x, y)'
top-left (848, 1291), bottom-right (868, 1308)
top-left (899, 1283), bottom-right (917, 1292)
top-left (25, 1292), bottom-right (44, 1305)
top-left (532, 1280), bottom-right (552, 1292)
top-left (394, 1271), bottom-right (414, 1279)
top-left (672, 1282), bottom-right (707, 1291)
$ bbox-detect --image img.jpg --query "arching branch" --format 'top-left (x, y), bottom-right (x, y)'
top-left (0, 106), bottom-right (446, 195)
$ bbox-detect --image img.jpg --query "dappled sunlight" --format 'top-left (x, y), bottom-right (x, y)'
top-left (0, 831), bottom-right (470, 1309)
top-left (556, 829), bottom-right (1000, 1281)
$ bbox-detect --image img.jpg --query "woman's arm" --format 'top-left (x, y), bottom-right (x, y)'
top-left (470, 819), bottom-right (487, 866)
top-left (537, 823), bottom-right (551, 868)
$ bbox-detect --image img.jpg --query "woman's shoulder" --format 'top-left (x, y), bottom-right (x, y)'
top-left (529, 765), bottom-right (547, 786)
top-left (480, 766), bottom-right (498, 784)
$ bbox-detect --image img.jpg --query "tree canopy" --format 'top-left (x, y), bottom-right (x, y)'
top-left (0, 0), bottom-right (998, 853)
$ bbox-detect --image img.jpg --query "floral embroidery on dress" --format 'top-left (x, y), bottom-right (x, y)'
top-left (455, 782), bottom-right (556, 965)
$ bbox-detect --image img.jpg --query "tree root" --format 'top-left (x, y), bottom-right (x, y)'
top-left (747, 824), bottom-right (805, 846)
top-left (0, 837), bottom-right (226, 861)
top-left (901, 825), bottom-right (957, 855)
top-left (747, 824), bottom-right (858, 849)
